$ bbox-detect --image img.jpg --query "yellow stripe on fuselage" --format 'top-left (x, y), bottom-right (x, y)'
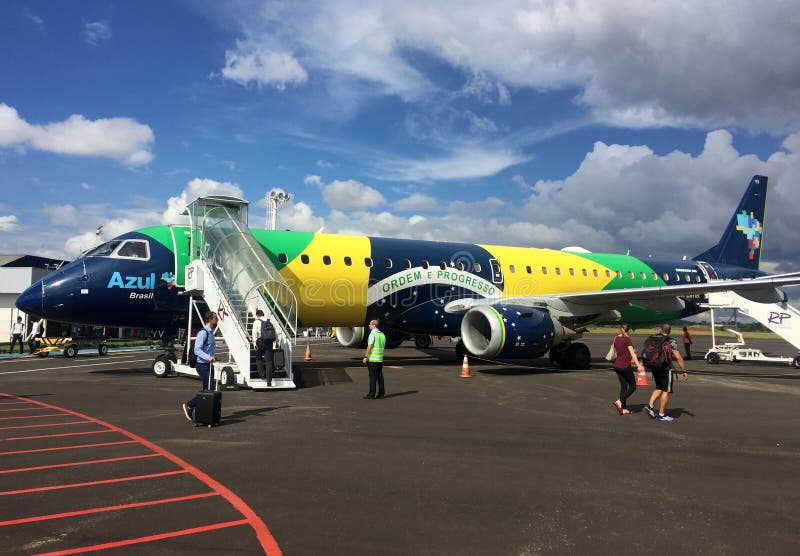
top-left (278, 233), bottom-right (371, 325)
top-left (478, 245), bottom-right (614, 296)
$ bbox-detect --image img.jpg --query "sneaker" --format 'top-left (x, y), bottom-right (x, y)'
top-left (182, 403), bottom-right (193, 421)
top-left (657, 414), bottom-right (674, 422)
top-left (644, 404), bottom-right (656, 418)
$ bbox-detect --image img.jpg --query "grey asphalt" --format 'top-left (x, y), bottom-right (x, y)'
top-left (0, 334), bottom-right (798, 555)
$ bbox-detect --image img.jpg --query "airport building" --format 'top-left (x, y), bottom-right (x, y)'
top-left (0, 254), bottom-right (68, 342)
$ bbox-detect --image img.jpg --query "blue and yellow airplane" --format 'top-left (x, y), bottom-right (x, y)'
top-left (15, 175), bottom-right (799, 368)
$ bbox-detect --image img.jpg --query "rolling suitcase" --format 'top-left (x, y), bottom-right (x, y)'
top-left (273, 348), bottom-right (285, 370)
top-left (194, 365), bottom-right (221, 428)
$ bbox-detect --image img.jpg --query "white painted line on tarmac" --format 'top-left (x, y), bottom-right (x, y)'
top-left (0, 358), bottom-right (154, 375)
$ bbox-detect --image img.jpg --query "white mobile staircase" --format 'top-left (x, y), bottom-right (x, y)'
top-left (704, 290), bottom-right (800, 351)
top-left (183, 196), bottom-right (299, 389)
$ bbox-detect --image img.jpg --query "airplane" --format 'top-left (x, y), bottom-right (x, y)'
top-left (15, 175), bottom-right (800, 369)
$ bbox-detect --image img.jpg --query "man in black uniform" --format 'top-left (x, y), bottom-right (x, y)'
top-left (252, 310), bottom-right (276, 385)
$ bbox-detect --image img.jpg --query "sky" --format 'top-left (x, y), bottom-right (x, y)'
top-left (1, 0), bottom-right (800, 272)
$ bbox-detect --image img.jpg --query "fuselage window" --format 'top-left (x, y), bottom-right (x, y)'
top-left (344, 256), bottom-right (352, 266)
top-left (628, 271), bottom-right (635, 279)
top-left (403, 259), bottom-right (412, 269)
top-left (640, 271), bottom-right (647, 280)
top-left (439, 261), bottom-right (447, 270)
top-left (509, 264), bottom-right (516, 273)
top-left (663, 273), bottom-right (670, 282)
top-left (526, 265), bottom-right (532, 274)
top-left (652, 272), bottom-right (658, 280)
top-left (695, 275), bottom-right (701, 282)
top-left (301, 254), bottom-right (310, 264)
top-left (365, 257), bottom-right (373, 268)
top-left (385, 258), bottom-right (393, 269)
top-left (278, 253), bottom-right (288, 264)
top-left (684, 274), bottom-right (691, 283)
top-left (616, 271), bottom-right (622, 279)
top-left (593, 269), bottom-right (599, 277)
top-left (116, 240), bottom-right (149, 259)
top-left (569, 268), bottom-right (575, 276)
top-left (582, 269), bottom-right (588, 277)
top-left (323, 255), bottom-right (332, 265)
top-left (421, 260), bottom-right (430, 269)
top-left (456, 261), bottom-right (465, 271)
top-left (555, 267), bottom-right (561, 276)
top-left (473, 262), bottom-right (481, 273)
top-left (541, 266), bottom-right (548, 275)
top-left (605, 270), bottom-right (612, 278)
top-left (674, 274), bottom-right (680, 282)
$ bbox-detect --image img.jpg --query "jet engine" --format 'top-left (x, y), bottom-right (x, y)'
top-left (335, 326), bottom-right (408, 349)
top-left (460, 305), bottom-right (569, 359)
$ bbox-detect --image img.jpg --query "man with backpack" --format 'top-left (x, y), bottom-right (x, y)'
top-left (252, 309), bottom-right (277, 386)
top-left (182, 311), bottom-right (218, 421)
top-left (642, 324), bottom-right (688, 422)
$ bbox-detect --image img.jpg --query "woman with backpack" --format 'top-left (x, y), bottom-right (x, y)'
top-left (610, 323), bottom-right (645, 415)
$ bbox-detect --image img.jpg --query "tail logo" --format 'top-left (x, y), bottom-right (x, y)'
top-left (735, 210), bottom-right (762, 261)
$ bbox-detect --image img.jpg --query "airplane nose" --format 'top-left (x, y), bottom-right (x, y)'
top-left (16, 281), bottom-right (44, 317)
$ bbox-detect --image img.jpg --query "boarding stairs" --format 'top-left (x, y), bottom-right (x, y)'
top-left (704, 290), bottom-right (800, 351)
top-left (183, 196), bottom-right (298, 389)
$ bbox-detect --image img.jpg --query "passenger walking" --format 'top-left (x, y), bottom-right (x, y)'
top-left (362, 319), bottom-right (386, 399)
top-left (182, 311), bottom-right (218, 421)
top-left (10, 317), bottom-right (24, 354)
top-left (610, 323), bottom-right (645, 415)
top-left (26, 319), bottom-right (44, 353)
top-left (252, 309), bottom-right (276, 386)
top-left (642, 324), bottom-right (688, 422)
top-left (682, 326), bottom-right (693, 360)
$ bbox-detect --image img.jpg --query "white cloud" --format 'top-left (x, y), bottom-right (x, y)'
top-left (43, 204), bottom-right (79, 226)
top-left (221, 43), bottom-right (308, 90)
top-left (0, 215), bottom-right (18, 232)
top-left (322, 179), bottom-right (386, 210)
top-left (220, 0), bottom-right (800, 132)
top-left (162, 178), bottom-right (244, 224)
top-left (0, 103), bottom-right (154, 166)
top-left (379, 147), bottom-right (526, 181)
top-left (394, 193), bottom-right (437, 211)
top-left (80, 182), bottom-right (94, 190)
top-left (304, 174), bottom-right (322, 186)
top-left (316, 159), bottom-right (335, 168)
top-left (83, 20), bottom-right (112, 45)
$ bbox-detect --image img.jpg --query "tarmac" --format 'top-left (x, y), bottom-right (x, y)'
top-left (0, 333), bottom-right (798, 555)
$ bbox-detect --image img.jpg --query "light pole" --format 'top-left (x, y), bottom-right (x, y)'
top-left (267, 191), bottom-right (291, 230)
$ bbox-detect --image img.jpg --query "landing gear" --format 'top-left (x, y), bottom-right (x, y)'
top-left (414, 335), bottom-right (433, 349)
top-left (549, 342), bottom-right (591, 370)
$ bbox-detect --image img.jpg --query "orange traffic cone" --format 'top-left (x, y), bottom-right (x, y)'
top-left (636, 369), bottom-right (649, 387)
top-left (459, 354), bottom-right (472, 378)
top-left (304, 344), bottom-right (312, 361)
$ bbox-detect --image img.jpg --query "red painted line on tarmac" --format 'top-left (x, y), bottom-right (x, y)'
top-left (0, 392), bottom-right (283, 555)
top-left (0, 453), bottom-right (158, 474)
top-left (0, 491), bottom-right (219, 527)
top-left (0, 402), bottom-right (33, 406)
top-left (0, 407), bottom-right (56, 412)
top-left (0, 420), bottom-right (87, 431)
top-left (0, 440), bottom-right (136, 456)
top-left (0, 470), bottom-right (189, 496)
top-left (33, 519), bottom-right (250, 555)
top-left (0, 413), bottom-right (66, 421)
top-left (2, 429), bottom-right (113, 441)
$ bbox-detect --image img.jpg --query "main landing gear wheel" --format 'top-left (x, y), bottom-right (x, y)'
top-left (152, 356), bottom-right (171, 378)
top-left (562, 343), bottom-right (591, 370)
top-left (414, 335), bottom-right (433, 349)
top-left (706, 352), bottom-right (720, 364)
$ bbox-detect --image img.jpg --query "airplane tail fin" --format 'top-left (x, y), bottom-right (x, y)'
top-left (693, 175), bottom-right (768, 271)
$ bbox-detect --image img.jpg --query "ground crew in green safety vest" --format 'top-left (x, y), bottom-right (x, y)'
top-left (362, 319), bottom-right (386, 399)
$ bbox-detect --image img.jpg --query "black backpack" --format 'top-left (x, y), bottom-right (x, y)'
top-left (189, 329), bottom-right (206, 368)
top-left (260, 319), bottom-right (276, 343)
top-left (641, 335), bottom-right (672, 369)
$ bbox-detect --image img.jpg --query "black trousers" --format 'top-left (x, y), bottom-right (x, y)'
top-left (683, 343), bottom-right (692, 360)
top-left (614, 366), bottom-right (637, 409)
top-left (9, 334), bottom-right (24, 354)
top-left (367, 361), bottom-right (385, 397)
top-left (256, 340), bottom-right (274, 383)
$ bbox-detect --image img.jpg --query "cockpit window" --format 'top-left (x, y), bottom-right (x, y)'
top-left (116, 240), bottom-right (150, 260)
top-left (84, 240), bottom-right (122, 257)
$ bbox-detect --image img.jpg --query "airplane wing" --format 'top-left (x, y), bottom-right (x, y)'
top-left (444, 272), bottom-right (800, 315)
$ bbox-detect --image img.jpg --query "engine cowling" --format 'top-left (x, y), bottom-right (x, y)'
top-left (335, 326), bottom-right (409, 349)
top-left (460, 304), bottom-right (567, 358)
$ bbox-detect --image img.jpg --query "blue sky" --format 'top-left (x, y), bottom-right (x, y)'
top-left (1, 0), bottom-right (799, 271)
